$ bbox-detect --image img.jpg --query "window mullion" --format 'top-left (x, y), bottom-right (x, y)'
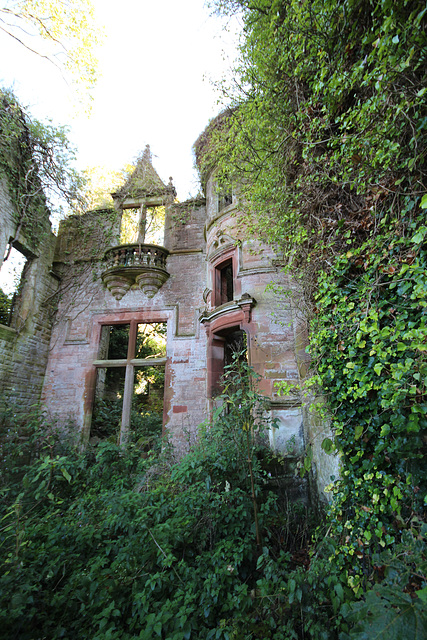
top-left (128, 321), bottom-right (138, 360)
top-left (120, 363), bottom-right (134, 446)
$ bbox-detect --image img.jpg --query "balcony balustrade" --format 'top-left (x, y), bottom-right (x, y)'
top-left (101, 243), bottom-right (169, 300)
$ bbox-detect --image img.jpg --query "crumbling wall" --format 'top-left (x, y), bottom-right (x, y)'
top-left (55, 209), bottom-right (121, 262)
top-left (164, 197), bottom-right (206, 252)
top-left (0, 177), bottom-right (58, 412)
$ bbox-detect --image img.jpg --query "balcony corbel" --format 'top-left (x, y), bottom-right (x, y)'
top-left (101, 243), bottom-right (170, 300)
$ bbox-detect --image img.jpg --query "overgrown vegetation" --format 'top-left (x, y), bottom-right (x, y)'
top-left (0, 359), bottom-right (312, 639)
top-left (0, 88), bottom-right (84, 239)
top-left (1, 0), bottom-right (426, 636)
top-left (1, 355), bottom-right (426, 638)
top-left (0, 287), bottom-right (12, 324)
top-left (195, 0), bottom-right (427, 636)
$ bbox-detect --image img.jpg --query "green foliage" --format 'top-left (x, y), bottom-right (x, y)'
top-left (204, 0), bottom-right (426, 276)
top-left (0, 287), bottom-right (12, 324)
top-left (0, 88), bottom-right (85, 231)
top-left (204, 1), bottom-right (427, 637)
top-left (0, 402), bottom-right (69, 492)
top-left (0, 384), bottom-right (321, 639)
top-left (310, 226), bottom-right (427, 555)
top-left (1, 357), bottom-right (425, 638)
top-left (0, 0), bottom-right (100, 103)
top-left (341, 525), bottom-right (427, 639)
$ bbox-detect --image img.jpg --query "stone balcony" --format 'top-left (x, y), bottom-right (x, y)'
top-left (101, 243), bottom-right (169, 300)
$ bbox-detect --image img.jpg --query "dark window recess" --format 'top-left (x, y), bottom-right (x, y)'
top-left (217, 259), bottom-right (233, 305)
top-left (224, 330), bottom-right (247, 368)
top-left (218, 192), bottom-right (233, 212)
top-left (209, 328), bottom-right (247, 398)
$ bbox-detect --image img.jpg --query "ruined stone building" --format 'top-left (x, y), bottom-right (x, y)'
top-left (0, 121), bottom-right (336, 499)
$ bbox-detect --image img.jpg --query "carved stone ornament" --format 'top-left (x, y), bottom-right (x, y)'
top-left (135, 268), bottom-right (170, 298)
top-left (102, 274), bottom-right (132, 301)
top-left (101, 243), bottom-right (170, 300)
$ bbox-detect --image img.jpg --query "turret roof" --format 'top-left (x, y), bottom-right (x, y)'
top-left (114, 145), bottom-right (169, 200)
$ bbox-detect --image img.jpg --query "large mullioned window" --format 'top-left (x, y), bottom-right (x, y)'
top-left (91, 321), bottom-right (166, 446)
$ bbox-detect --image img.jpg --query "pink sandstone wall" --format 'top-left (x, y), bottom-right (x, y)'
top-left (41, 171), bottom-right (308, 467)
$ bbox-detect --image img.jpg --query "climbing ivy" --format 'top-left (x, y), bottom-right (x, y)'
top-left (203, 0), bottom-right (427, 632)
top-left (0, 88), bottom-right (84, 251)
top-left (202, 0), bottom-right (426, 264)
top-left (310, 222), bottom-right (426, 567)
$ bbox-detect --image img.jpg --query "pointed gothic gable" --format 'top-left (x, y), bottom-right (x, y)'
top-left (113, 145), bottom-right (169, 203)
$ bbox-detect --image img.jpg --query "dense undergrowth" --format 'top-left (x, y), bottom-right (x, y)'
top-left (1, 359), bottom-right (426, 639)
top-left (0, 363), bottom-right (314, 640)
top-left (194, 0), bottom-right (427, 636)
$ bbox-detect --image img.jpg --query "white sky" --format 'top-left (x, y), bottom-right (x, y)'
top-left (0, 0), bottom-right (241, 201)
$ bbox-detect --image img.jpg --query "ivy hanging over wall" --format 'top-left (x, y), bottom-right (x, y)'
top-left (0, 88), bottom-right (84, 252)
top-left (199, 0), bottom-right (427, 630)
top-left (312, 225), bottom-right (426, 557)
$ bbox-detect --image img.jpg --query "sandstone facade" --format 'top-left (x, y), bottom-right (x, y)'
top-left (0, 139), bottom-right (338, 500)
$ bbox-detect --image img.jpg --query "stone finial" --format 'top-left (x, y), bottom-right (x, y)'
top-left (166, 176), bottom-right (177, 201)
top-left (143, 144), bottom-right (151, 163)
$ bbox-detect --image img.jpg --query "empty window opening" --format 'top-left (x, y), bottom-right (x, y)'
top-left (91, 321), bottom-right (167, 446)
top-left (0, 245), bottom-right (29, 326)
top-left (215, 259), bottom-right (234, 306)
top-left (135, 322), bottom-right (166, 358)
top-left (91, 367), bottom-right (125, 441)
top-left (133, 364), bottom-right (165, 448)
top-left (99, 323), bottom-right (130, 360)
top-left (120, 205), bottom-right (165, 245)
top-left (209, 328), bottom-right (247, 398)
top-left (224, 330), bottom-right (247, 369)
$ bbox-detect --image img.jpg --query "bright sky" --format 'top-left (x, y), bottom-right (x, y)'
top-left (0, 0), bottom-right (241, 201)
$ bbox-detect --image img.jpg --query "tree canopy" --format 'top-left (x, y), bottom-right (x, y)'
top-left (0, 0), bottom-right (100, 98)
top-left (204, 0), bottom-right (426, 264)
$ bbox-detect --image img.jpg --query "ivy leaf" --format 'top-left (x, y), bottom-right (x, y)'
top-left (411, 226), bottom-right (427, 244)
top-left (420, 194), bottom-right (427, 209)
top-left (345, 588), bottom-right (427, 639)
top-left (303, 456), bottom-right (312, 472)
top-left (355, 425), bottom-right (364, 440)
top-left (416, 586), bottom-right (427, 604)
top-left (61, 467), bottom-right (72, 483)
top-left (374, 363), bottom-right (383, 375)
top-left (321, 437), bottom-right (334, 453)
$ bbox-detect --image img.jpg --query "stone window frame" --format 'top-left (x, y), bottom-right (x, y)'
top-left (208, 325), bottom-right (248, 398)
top-left (91, 318), bottom-right (167, 445)
top-left (212, 248), bottom-right (239, 308)
top-left (217, 190), bottom-right (233, 213)
top-left (204, 304), bottom-right (255, 398)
